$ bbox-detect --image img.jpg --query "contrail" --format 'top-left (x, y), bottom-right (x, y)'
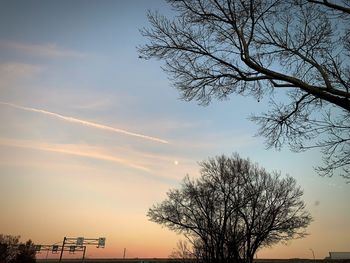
top-left (0, 102), bottom-right (169, 144)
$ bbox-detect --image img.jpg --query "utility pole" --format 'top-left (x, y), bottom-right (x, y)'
top-left (310, 248), bottom-right (316, 263)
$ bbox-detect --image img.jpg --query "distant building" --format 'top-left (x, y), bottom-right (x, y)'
top-left (328, 252), bottom-right (350, 259)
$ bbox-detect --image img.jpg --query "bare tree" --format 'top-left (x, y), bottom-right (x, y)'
top-left (139, 0), bottom-right (350, 181)
top-left (169, 240), bottom-right (196, 263)
top-left (148, 154), bottom-right (312, 263)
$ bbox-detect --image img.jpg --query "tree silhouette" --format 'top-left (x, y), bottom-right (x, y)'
top-left (15, 240), bottom-right (36, 263)
top-left (148, 154), bottom-right (312, 263)
top-left (0, 235), bottom-right (36, 263)
top-left (0, 235), bottom-right (20, 263)
top-left (139, 0), bottom-right (350, 181)
top-left (169, 240), bottom-right (196, 263)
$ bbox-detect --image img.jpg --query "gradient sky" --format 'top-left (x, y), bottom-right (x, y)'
top-left (0, 0), bottom-right (349, 260)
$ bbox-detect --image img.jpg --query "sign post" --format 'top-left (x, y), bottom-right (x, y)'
top-left (35, 236), bottom-right (105, 262)
top-left (56, 236), bottom-right (106, 262)
top-left (59, 237), bottom-right (66, 262)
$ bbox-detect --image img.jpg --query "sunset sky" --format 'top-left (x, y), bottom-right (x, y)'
top-left (0, 0), bottom-right (349, 260)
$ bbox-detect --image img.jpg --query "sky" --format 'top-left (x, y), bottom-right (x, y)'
top-left (0, 0), bottom-right (349, 260)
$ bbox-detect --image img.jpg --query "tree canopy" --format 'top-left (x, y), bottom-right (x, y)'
top-left (148, 154), bottom-right (312, 263)
top-left (139, 0), bottom-right (350, 181)
top-left (0, 234), bottom-right (36, 263)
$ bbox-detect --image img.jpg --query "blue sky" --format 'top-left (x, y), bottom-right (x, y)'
top-left (0, 0), bottom-right (349, 259)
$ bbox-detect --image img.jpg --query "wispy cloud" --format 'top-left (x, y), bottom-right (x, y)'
top-left (0, 102), bottom-right (169, 144)
top-left (0, 62), bottom-right (41, 78)
top-left (0, 41), bottom-right (85, 59)
top-left (0, 138), bottom-right (150, 172)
